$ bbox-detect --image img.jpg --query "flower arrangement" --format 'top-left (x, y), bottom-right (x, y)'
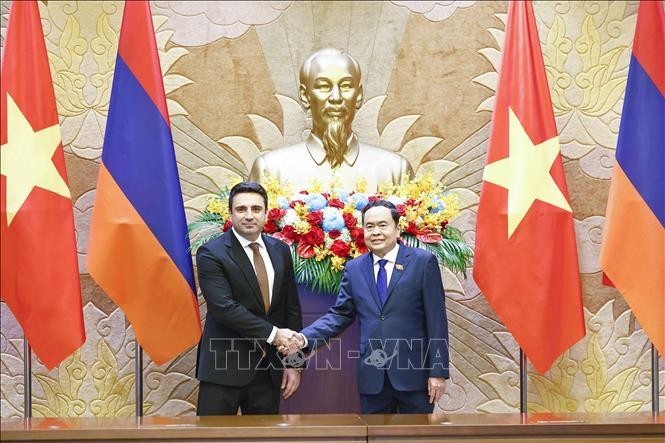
top-left (189, 175), bottom-right (473, 294)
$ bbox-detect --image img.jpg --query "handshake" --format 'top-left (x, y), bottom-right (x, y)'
top-left (273, 328), bottom-right (306, 355)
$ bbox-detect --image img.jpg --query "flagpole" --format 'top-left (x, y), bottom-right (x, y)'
top-left (519, 348), bottom-right (527, 414)
top-left (23, 340), bottom-right (32, 418)
top-left (652, 344), bottom-right (660, 414)
top-left (135, 343), bottom-right (143, 417)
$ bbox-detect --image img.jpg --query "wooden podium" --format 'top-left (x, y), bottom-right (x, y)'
top-left (2, 413), bottom-right (663, 442)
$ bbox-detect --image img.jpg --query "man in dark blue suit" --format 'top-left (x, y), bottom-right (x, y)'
top-left (282, 200), bottom-right (449, 413)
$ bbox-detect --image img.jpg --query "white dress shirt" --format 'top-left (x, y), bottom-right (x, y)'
top-left (231, 227), bottom-right (277, 343)
top-left (372, 243), bottom-right (400, 284)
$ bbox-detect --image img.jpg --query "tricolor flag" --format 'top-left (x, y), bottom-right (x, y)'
top-left (88, 0), bottom-right (201, 365)
top-left (1, 0), bottom-right (85, 370)
top-left (473, 0), bottom-right (585, 374)
top-left (600, 1), bottom-right (664, 355)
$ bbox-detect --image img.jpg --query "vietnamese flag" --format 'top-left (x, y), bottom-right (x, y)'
top-left (601, 1), bottom-right (664, 355)
top-left (473, 0), bottom-right (585, 374)
top-left (1, 1), bottom-right (85, 370)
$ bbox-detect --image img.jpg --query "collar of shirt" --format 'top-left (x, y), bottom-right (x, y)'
top-left (305, 132), bottom-right (360, 167)
top-left (231, 227), bottom-right (275, 306)
top-left (231, 227), bottom-right (267, 250)
top-left (372, 243), bottom-right (400, 266)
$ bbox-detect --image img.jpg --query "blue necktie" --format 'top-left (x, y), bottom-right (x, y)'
top-left (377, 259), bottom-right (388, 306)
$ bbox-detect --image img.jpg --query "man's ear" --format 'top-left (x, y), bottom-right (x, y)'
top-left (356, 84), bottom-right (364, 109)
top-left (299, 84), bottom-right (310, 110)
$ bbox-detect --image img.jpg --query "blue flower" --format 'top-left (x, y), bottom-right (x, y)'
top-left (321, 207), bottom-right (346, 232)
top-left (303, 193), bottom-right (328, 211)
top-left (432, 198), bottom-right (446, 213)
top-left (278, 197), bottom-right (290, 210)
top-left (337, 191), bottom-right (350, 202)
top-left (352, 193), bottom-right (369, 210)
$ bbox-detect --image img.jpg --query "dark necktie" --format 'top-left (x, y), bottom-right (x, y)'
top-left (377, 259), bottom-right (388, 306)
top-left (249, 243), bottom-right (270, 312)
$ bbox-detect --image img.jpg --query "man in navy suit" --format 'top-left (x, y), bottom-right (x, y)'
top-left (196, 182), bottom-right (303, 415)
top-left (282, 200), bottom-right (449, 413)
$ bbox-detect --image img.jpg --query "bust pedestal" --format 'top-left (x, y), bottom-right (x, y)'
top-left (280, 284), bottom-right (361, 413)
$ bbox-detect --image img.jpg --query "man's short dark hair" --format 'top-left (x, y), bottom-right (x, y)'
top-left (228, 182), bottom-right (268, 211)
top-left (361, 199), bottom-right (400, 225)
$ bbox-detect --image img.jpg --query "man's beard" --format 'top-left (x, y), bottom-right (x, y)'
top-left (322, 117), bottom-right (350, 169)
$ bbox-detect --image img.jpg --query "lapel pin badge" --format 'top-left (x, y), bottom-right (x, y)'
top-left (395, 263), bottom-right (404, 271)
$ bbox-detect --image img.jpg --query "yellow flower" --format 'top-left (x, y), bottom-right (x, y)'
top-left (379, 181), bottom-right (395, 195)
top-left (405, 206), bottom-right (420, 223)
top-left (439, 194), bottom-right (460, 221)
top-left (355, 178), bottom-right (367, 193)
top-left (331, 256), bottom-right (346, 271)
top-left (309, 179), bottom-right (323, 194)
top-left (294, 202), bottom-right (308, 218)
top-left (342, 203), bottom-right (356, 214)
top-left (294, 220), bottom-right (311, 234)
top-left (206, 197), bottom-right (227, 217)
top-left (262, 173), bottom-right (292, 207)
top-left (329, 175), bottom-right (342, 192)
top-left (350, 244), bottom-right (364, 258)
top-left (314, 247), bottom-right (330, 261)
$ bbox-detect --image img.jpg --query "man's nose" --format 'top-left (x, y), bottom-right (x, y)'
top-left (329, 85), bottom-right (342, 102)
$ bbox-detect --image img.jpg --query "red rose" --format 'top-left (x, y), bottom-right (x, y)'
top-left (405, 221), bottom-right (419, 236)
top-left (290, 200), bottom-right (305, 208)
top-left (350, 227), bottom-right (363, 241)
top-left (281, 225), bottom-right (299, 242)
top-left (405, 198), bottom-right (416, 206)
top-left (268, 208), bottom-right (284, 221)
top-left (306, 210), bottom-right (324, 226)
top-left (331, 239), bottom-right (351, 258)
top-left (328, 198), bottom-right (345, 209)
top-left (222, 220), bottom-right (233, 232)
top-left (396, 204), bottom-right (407, 216)
top-left (297, 241), bottom-right (315, 258)
top-left (328, 229), bottom-right (341, 239)
top-left (353, 229), bottom-right (368, 253)
top-left (263, 220), bottom-right (277, 234)
top-left (302, 226), bottom-right (325, 247)
top-left (350, 227), bottom-right (367, 253)
top-left (343, 213), bottom-right (357, 229)
top-left (368, 195), bottom-right (380, 202)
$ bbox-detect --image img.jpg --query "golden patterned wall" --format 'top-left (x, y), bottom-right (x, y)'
top-left (1, 0), bottom-right (663, 417)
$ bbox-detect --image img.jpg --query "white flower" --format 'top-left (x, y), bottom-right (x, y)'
top-left (387, 195), bottom-right (406, 206)
top-left (281, 209), bottom-right (300, 227)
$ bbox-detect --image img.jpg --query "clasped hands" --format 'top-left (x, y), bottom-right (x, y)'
top-left (273, 328), bottom-right (305, 355)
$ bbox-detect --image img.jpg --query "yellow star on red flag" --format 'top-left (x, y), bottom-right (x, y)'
top-left (1, 93), bottom-right (70, 225)
top-left (482, 107), bottom-right (571, 238)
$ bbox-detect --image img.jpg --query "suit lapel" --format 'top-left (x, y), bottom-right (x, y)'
top-left (360, 253), bottom-right (382, 311)
top-left (264, 235), bottom-right (283, 315)
top-left (224, 231), bottom-right (265, 312)
top-left (384, 244), bottom-right (411, 306)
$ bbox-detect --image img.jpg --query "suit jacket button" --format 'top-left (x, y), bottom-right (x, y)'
top-left (380, 315), bottom-right (385, 321)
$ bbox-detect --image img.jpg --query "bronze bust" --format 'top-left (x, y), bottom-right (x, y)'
top-left (250, 48), bottom-right (413, 191)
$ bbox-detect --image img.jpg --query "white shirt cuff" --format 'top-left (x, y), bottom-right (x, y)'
top-left (266, 326), bottom-right (277, 344)
top-left (300, 333), bottom-right (308, 348)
